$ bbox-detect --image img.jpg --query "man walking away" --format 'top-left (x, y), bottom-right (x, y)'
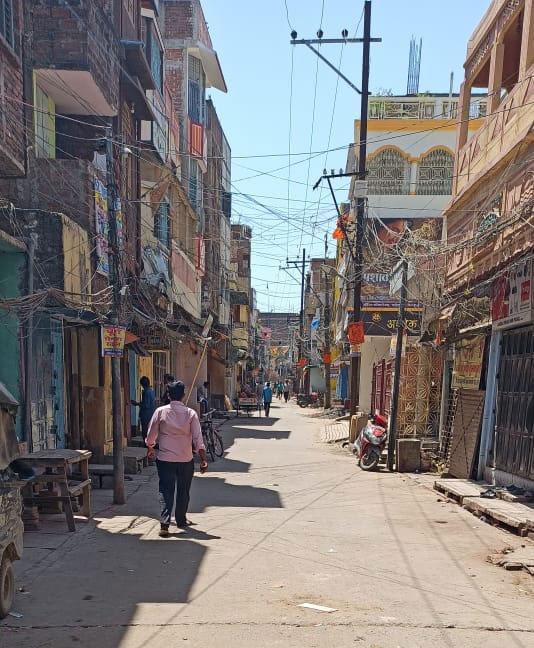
top-left (132, 376), bottom-right (156, 441)
top-left (146, 381), bottom-right (208, 538)
top-left (283, 381), bottom-right (290, 403)
top-left (263, 382), bottom-right (273, 417)
top-left (161, 374), bottom-right (175, 405)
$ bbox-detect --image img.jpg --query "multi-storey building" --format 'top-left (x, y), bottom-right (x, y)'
top-left (0, 0), bottom-right (27, 438)
top-left (0, 0), bottom-right (233, 457)
top-left (230, 224), bottom-right (253, 393)
top-left (257, 312), bottom-right (300, 384)
top-left (336, 92), bottom-right (486, 424)
top-left (441, 0), bottom-right (534, 487)
top-left (203, 99), bottom-right (232, 405)
top-left (303, 258), bottom-right (335, 394)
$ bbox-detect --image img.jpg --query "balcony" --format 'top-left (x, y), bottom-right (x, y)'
top-left (231, 325), bottom-right (249, 351)
top-left (30, 0), bottom-right (119, 115)
top-left (454, 66), bottom-right (534, 199)
top-left (141, 90), bottom-right (168, 162)
top-left (171, 241), bottom-right (201, 320)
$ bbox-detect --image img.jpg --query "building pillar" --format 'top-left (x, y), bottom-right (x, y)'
top-left (456, 81), bottom-right (472, 151)
top-left (520, 0), bottom-right (534, 80)
top-left (488, 42), bottom-right (505, 113)
top-left (409, 160), bottom-right (418, 194)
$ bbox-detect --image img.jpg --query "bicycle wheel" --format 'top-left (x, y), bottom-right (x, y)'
top-left (206, 425), bottom-right (216, 462)
top-left (213, 430), bottom-right (224, 458)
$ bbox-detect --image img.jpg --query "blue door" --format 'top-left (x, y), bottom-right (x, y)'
top-left (50, 319), bottom-right (66, 448)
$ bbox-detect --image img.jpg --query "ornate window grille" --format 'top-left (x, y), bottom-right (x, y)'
top-left (367, 148), bottom-right (410, 195)
top-left (416, 148), bottom-right (454, 195)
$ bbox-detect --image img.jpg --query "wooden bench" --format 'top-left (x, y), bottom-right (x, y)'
top-left (89, 464), bottom-right (114, 489)
top-left (20, 450), bottom-right (92, 532)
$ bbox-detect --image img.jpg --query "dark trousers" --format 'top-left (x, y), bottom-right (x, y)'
top-left (264, 401), bottom-right (271, 417)
top-left (156, 459), bottom-right (194, 527)
top-left (140, 417), bottom-right (150, 441)
top-left (283, 392), bottom-right (289, 403)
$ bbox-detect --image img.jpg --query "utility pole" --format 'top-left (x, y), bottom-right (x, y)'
top-left (323, 279), bottom-right (332, 410)
top-left (24, 232), bottom-right (36, 451)
top-left (105, 127), bottom-right (125, 505)
top-left (387, 259), bottom-right (408, 471)
top-left (299, 1), bottom-right (380, 415)
top-left (350, 0), bottom-right (373, 416)
top-left (322, 235), bottom-right (332, 410)
top-left (281, 250), bottom-right (308, 390)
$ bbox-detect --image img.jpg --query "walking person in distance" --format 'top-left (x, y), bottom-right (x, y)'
top-left (283, 381), bottom-right (290, 403)
top-left (263, 381), bottom-right (273, 417)
top-left (146, 381), bottom-right (208, 538)
top-left (132, 376), bottom-right (156, 441)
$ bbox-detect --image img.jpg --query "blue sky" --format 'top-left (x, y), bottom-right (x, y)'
top-left (201, 0), bottom-right (490, 312)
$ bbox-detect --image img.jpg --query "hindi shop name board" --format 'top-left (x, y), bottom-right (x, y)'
top-left (362, 306), bottom-right (422, 336)
top-left (452, 336), bottom-right (485, 390)
top-left (492, 258), bottom-right (533, 330)
top-left (101, 325), bottom-right (126, 357)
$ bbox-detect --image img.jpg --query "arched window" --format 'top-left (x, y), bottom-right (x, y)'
top-left (367, 148), bottom-right (410, 195)
top-left (416, 148), bottom-right (454, 195)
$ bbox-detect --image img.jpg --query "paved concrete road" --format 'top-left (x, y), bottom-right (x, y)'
top-left (4, 402), bottom-right (534, 647)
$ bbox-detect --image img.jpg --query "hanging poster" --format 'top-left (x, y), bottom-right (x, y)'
top-left (452, 337), bottom-right (485, 390)
top-left (101, 325), bottom-right (126, 358)
top-left (94, 178), bottom-right (109, 276)
top-left (492, 258), bottom-right (533, 330)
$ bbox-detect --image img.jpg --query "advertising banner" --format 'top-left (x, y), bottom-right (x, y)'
top-left (452, 337), bottom-right (485, 390)
top-left (101, 325), bottom-right (126, 358)
top-left (492, 258), bottom-right (533, 330)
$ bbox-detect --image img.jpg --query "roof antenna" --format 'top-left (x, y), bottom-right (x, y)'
top-left (407, 36), bottom-right (422, 95)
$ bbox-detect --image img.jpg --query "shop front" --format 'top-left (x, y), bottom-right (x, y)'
top-left (490, 258), bottom-right (534, 487)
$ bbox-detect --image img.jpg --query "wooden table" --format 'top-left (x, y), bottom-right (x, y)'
top-left (19, 449), bottom-right (92, 532)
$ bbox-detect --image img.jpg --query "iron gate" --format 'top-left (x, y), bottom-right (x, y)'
top-left (495, 325), bottom-right (534, 481)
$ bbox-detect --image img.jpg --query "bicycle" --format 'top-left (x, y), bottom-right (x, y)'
top-left (200, 409), bottom-right (224, 462)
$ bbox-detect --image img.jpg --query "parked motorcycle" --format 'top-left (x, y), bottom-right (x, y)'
top-left (297, 392), bottom-right (319, 408)
top-left (353, 413), bottom-right (388, 471)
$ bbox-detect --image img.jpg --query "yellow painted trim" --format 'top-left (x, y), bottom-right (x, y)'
top-left (364, 118), bottom-right (457, 132)
top-left (367, 144), bottom-right (413, 163)
top-left (420, 144), bottom-right (455, 158)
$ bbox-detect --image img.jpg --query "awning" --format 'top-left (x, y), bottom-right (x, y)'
top-left (458, 321), bottom-right (491, 335)
top-left (127, 341), bottom-right (150, 357)
top-left (122, 40), bottom-right (156, 91)
top-left (190, 43), bottom-right (227, 93)
top-left (121, 69), bottom-right (156, 121)
top-left (55, 308), bottom-right (104, 325)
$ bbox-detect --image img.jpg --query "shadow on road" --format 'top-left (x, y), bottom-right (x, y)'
top-left (190, 475), bottom-right (282, 512)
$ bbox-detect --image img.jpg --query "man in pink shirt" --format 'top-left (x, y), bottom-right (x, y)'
top-left (146, 381), bottom-right (208, 537)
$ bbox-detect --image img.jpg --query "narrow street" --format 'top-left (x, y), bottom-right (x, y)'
top-left (4, 403), bottom-right (534, 648)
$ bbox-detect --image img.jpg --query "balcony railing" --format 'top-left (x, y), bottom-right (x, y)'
top-left (455, 67), bottom-right (534, 198)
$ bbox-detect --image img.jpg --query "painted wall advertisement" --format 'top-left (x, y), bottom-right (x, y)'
top-left (101, 325), bottom-right (126, 357)
top-left (492, 258), bottom-right (533, 330)
top-left (94, 178), bottom-right (124, 276)
top-left (94, 178), bottom-right (109, 275)
top-left (452, 337), bottom-right (485, 390)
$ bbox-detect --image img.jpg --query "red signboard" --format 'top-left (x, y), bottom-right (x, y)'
top-left (347, 321), bottom-right (365, 344)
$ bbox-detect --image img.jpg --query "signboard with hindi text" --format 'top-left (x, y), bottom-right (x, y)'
top-left (101, 325), bottom-right (126, 358)
top-left (452, 337), bottom-right (485, 390)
